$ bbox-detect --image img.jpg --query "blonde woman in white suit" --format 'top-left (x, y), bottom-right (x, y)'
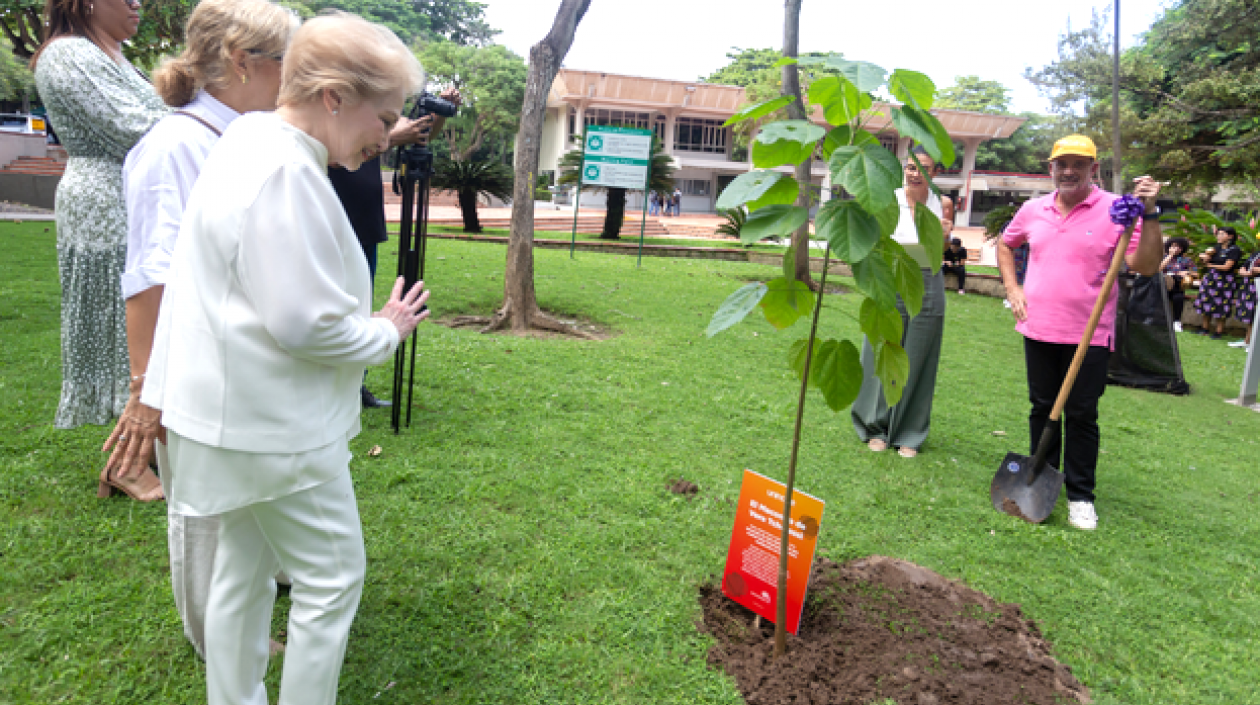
top-left (141, 13), bottom-right (428, 705)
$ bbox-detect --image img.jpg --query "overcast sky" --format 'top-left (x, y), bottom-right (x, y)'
top-left (478, 0), bottom-right (1171, 115)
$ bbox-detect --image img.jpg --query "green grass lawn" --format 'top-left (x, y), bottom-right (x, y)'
top-left (2, 220), bottom-right (1258, 704)
top-left (418, 224), bottom-right (790, 253)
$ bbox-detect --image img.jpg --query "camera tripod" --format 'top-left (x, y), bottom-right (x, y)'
top-left (389, 143), bottom-right (433, 434)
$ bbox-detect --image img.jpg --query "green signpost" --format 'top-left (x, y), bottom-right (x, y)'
top-left (570, 125), bottom-right (654, 266)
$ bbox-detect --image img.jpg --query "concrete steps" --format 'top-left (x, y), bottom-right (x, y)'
top-left (0, 156), bottom-right (66, 176)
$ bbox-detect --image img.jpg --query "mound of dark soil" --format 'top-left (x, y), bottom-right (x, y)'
top-left (699, 556), bottom-right (1090, 705)
top-left (668, 478), bottom-right (699, 497)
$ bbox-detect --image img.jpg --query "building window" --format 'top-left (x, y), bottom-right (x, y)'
top-left (674, 117), bottom-right (727, 154)
top-left (676, 179), bottom-right (711, 197)
top-left (878, 133), bottom-right (899, 155)
top-left (654, 114), bottom-right (666, 143)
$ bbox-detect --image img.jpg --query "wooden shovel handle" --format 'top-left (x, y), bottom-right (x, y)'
top-left (1048, 223), bottom-right (1136, 423)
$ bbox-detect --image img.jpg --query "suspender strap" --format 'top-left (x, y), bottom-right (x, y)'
top-left (174, 110), bottom-right (223, 137)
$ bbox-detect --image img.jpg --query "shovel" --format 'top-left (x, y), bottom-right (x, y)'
top-left (991, 221), bottom-right (1136, 523)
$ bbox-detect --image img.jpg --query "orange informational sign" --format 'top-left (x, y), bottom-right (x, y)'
top-left (721, 469), bottom-right (824, 635)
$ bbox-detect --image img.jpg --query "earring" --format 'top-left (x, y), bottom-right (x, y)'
top-left (240, 74), bottom-right (248, 84)
top-left (89, 2), bottom-right (94, 13)
top-left (332, 109), bottom-right (339, 116)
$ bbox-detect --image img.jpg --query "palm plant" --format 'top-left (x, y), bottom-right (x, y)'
top-left (430, 159), bottom-right (514, 233)
top-left (557, 131), bottom-right (676, 239)
top-left (715, 206), bottom-right (747, 243)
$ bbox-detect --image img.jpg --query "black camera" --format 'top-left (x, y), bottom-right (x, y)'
top-left (410, 91), bottom-right (458, 120)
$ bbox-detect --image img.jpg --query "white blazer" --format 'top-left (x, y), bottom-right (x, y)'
top-left (142, 112), bottom-right (399, 454)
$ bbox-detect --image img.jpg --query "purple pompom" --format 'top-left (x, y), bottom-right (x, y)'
top-left (1109, 194), bottom-right (1145, 227)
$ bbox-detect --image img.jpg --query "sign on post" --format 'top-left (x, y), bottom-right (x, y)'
top-left (570, 125), bottom-right (655, 265)
top-left (721, 469), bottom-right (825, 635)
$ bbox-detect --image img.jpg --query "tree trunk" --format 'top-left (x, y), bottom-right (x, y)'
top-left (781, 0), bottom-right (815, 289)
top-left (458, 189), bottom-right (482, 233)
top-left (601, 188), bottom-right (626, 239)
top-left (485, 0), bottom-right (591, 334)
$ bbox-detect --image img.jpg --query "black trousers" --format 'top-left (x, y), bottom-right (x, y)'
top-left (1023, 338), bottom-right (1110, 503)
top-left (1169, 287), bottom-right (1186, 324)
top-left (942, 264), bottom-right (966, 290)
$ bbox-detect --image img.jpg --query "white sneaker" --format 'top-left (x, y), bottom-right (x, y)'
top-left (958, 289), bottom-right (966, 295)
top-left (1228, 340), bottom-right (1249, 347)
top-left (1068, 501), bottom-right (1098, 530)
top-left (1173, 322), bottom-right (1183, 332)
top-left (1003, 299), bottom-right (1012, 309)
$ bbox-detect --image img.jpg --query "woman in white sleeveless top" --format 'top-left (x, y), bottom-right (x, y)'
top-left (851, 148), bottom-right (954, 457)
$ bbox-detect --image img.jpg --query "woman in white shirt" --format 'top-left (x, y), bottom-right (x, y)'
top-left (101, 0), bottom-right (296, 658)
top-left (851, 148), bottom-right (953, 458)
top-left (140, 13), bottom-right (428, 705)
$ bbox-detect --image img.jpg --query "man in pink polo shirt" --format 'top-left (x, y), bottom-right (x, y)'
top-left (997, 135), bottom-right (1163, 530)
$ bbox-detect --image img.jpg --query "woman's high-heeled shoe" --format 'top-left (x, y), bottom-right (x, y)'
top-left (97, 466), bottom-right (165, 502)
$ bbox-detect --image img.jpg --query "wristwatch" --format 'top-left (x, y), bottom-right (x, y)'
top-left (1142, 205), bottom-right (1161, 220)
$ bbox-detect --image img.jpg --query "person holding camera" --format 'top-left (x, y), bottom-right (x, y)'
top-left (1160, 237), bottom-right (1194, 332)
top-left (328, 88), bottom-right (460, 408)
top-left (141, 13), bottom-right (428, 704)
top-left (1192, 226), bottom-right (1243, 339)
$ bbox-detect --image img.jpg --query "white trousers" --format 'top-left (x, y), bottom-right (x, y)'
top-left (205, 471), bottom-right (366, 705)
top-left (155, 440), bottom-right (219, 660)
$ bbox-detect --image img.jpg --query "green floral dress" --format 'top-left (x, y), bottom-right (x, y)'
top-left (34, 37), bottom-right (168, 429)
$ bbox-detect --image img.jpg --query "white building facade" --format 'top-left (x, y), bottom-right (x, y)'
top-left (537, 69), bottom-right (1027, 226)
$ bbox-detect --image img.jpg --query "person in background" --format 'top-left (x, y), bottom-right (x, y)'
top-left (32, 0), bottom-right (169, 499)
top-left (997, 135), bottom-right (1163, 531)
top-left (648, 189), bottom-right (659, 216)
top-left (942, 237), bottom-right (968, 294)
top-left (851, 147), bottom-right (953, 459)
top-left (328, 87), bottom-right (459, 409)
top-left (1192, 226), bottom-right (1242, 339)
top-left (672, 186), bottom-right (682, 216)
top-left (1229, 248), bottom-right (1260, 350)
top-left (140, 13), bottom-right (428, 704)
top-left (1160, 237), bottom-right (1194, 333)
top-left (103, 0), bottom-right (297, 659)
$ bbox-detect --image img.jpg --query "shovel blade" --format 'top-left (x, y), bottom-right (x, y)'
top-left (990, 452), bottom-right (1064, 523)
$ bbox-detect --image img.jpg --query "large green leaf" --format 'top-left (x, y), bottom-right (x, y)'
top-left (913, 202), bottom-right (946, 274)
top-left (808, 76), bottom-right (872, 127)
top-left (873, 199), bottom-right (901, 237)
top-left (809, 57), bottom-right (886, 92)
top-left (706, 282), bottom-right (767, 337)
top-left (875, 341), bottom-right (910, 406)
top-left (811, 339), bottom-right (863, 411)
top-left (723, 95), bottom-right (795, 127)
top-left (829, 143), bottom-right (903, 215)
top-left (859, 298), bottom-right (903, 346)
top-left (884, 240), bottom-right (925, 317)
top-left (741, 205), bottom-right (809, 245)
top-left (746, 175), bottom-right (800, 211)
top-left (821, 125), bottom-right (878, 161)
top-left (888, 69), bottom-right (935, 110)
top-left (788, 337), bottom-right (819, 382)
top-left (760, 277), bottom-right (815, 329)
top-left (772, 56), bottom-right (798, 68)
top-left (716, 170), bottom-right (786, 210)
top-left (851, 248), bottom-right (897, 309)
top-left (782, 246), bottom-right (796, 282)
top-left (890, 107), bottom-right (956, 168)
top-left (753, 120), bottom-right (827, 169)
top-left (816, 200), bottom-right (881, 264)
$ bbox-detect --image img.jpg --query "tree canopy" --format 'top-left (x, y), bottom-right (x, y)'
top-left (935, 76), bottom-right (1010, 114)
top-left (418, 41), bottom-right (526, 162)
top-left (1, 0), bottom-right (192, 67)
top-left (299, 0), bottom-right (497, 46)
top-left (1027, 0), bottom-right (1260, 193)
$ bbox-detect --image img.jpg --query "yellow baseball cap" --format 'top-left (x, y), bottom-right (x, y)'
top-left (1049, 134), bottom-right (1097, 161)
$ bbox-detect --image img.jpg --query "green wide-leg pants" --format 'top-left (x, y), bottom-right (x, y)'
top-left (851, 270), bottom-right (945, 451)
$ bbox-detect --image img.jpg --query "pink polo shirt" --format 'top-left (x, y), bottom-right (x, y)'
top-left (1002, 187), bottom-right (1142, 350)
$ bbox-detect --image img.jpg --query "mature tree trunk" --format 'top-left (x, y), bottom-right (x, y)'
top-left (781, 0), bottom-right (815, 289)
top-left (480, 0), bottom-right (592, 335)
top-left (601, 188), bottom-right (626, 239)
top-left (458, 189), bottom-right (482, 233)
